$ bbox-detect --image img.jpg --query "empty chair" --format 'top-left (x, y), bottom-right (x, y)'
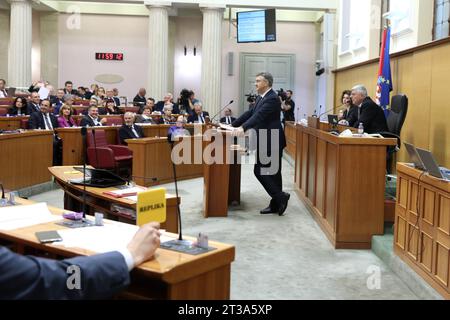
top-left (86, 129), bottom-right (133, 177)
top-left (380, 94), bottom-right (408, 173)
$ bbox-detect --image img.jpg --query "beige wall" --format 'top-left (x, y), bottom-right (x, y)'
top-left (221, 20), bottom-right (317, 116)
top-left (0, 10), bottom-right (9, 82)
top-left (334, 41), bottom-right (450, 168)
top-left (40, 12), bottom-right (59, 87)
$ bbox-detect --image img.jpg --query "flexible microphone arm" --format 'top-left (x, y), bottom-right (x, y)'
top-left (167, 132), bottom-right (183, 241)
top-left (316, 106), bottom-right (336, 119)
top-left (209, 100), bottom-right (234, 122)
top-left (81, 126), bottom-right (88, 218)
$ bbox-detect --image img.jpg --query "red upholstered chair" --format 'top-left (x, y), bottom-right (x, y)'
top-left (104, 116), bottom-right (123, 126)
top-left (86, 129), bottom-right (133, 176)
top-left (20, 118), bottom-right (29, 129)
top-left (0, 108), bottom-right (8, 116)
top-left (124, 106), bottom-right (139, 113)
top-left (0, 98), bottom-right (14, 106)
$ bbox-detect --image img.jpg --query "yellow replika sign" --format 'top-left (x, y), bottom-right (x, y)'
top-left (136, 188), bottom-right (167, 225)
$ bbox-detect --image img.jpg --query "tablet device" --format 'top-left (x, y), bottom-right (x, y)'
top-left (35, 231), bottom-right (63, 243)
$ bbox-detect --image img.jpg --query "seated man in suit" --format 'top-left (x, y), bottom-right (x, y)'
top-left (27, 92), bottom-right (41, 114)
top-left (51, 89), bottom-right (65, 115)
top-left (0, 78), bottom-right (7, 98)
top-left (133, 88), bottom-right (146, 107)
top-left (79, 105), bottom-right (107, 127)
top-left (220, 108), bottom-right (236, 125)
top-left (119, 112), bottom-right (145, 144)
top-left (155, 93), bottom-right (179, 114)
top-left (0, 222), bottom-right (160, 299)
top-left (135, 106), bottom-right (156, 124)
top-left (187, 102), bottom-right (209, 124)
top-left (28, 99), bottom-right (61, 165)
top-left (63, 80), bottom-right (78, 96)
top-left (350, 85), bottom-right (388, 134)
top-left (106, 89), bottom-right (121, 107)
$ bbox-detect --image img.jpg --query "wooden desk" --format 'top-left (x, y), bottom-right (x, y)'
top-left (294, 124), bottom-right (397, 249)
top-left (0, 116), bottom-right (28, 130)
top-left (56, 124), bottom-right (203, 165)
top-left (394, 163), bottom-right (449, 299)
top-left (126, 136), bottom-right (203, 187)
top-left (56, 126), bottom-right (119, 165)
top-left (285, 121), bottom-right (296, 158)
top-left (0, 197), bottom-right (235, 300)
top-left (0, 130), bottom-right (53, 190)
top-left (49, 166), bottom-right (179, 233)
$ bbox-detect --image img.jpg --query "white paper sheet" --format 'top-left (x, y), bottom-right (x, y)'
top-left (0, 203), bottom-right (61, 230)
top-left (38, 87), bottom-right (50, 100)
top-left (56, 222), bottom-right (174, 253)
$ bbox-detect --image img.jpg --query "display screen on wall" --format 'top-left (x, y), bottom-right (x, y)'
top-left (237, 9), bottom-right (276, 43)
top-left (95, 53), bottom-right (124, 61)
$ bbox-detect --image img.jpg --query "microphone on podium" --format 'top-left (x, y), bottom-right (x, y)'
top-left (208, 100), bottom-right (234, 123)
top-left (316, 106), bottom-right (336, 119)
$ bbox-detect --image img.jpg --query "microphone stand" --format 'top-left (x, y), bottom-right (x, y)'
top-left (209, 100), bottom-right (234, 123)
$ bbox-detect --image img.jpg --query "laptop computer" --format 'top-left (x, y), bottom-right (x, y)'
top-left (70, 167), bottom-right (127, 188)
top-left (327, 114), bottom-right (339, 126)
top-left (404, 142), bottom-right (425, 170)
top-left (415, 148), bottom-right (450, 181)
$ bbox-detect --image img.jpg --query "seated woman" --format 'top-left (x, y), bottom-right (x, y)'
top-left (102, 99), bottom-right (122, 115)
top-left (57, 105), bottom-right (77, 127)
top-left (168, 115), bottom-right (190, 140)
top-left (162, 109), bottom-right (176, 124)
top-left (8, 97), bottom-right (29, 116)
top-left (135, 106), bottom-right (156, 124)
top-left (338, 90), bottom-right (358, 127)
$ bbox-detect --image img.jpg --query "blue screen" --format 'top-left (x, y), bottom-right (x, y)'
top-left (237, 10), bottom-right (266, 43)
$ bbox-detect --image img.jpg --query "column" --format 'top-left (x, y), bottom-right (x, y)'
top-left (8, 0), bottom-right (32, 88)
top-left (146, 4), bottom-right (169, 101)
top-left (40, 12), bottom-right (59, 87)
top-left (0, 10), bottom-right (10, 81)
top-left (200, 7), bottom-right (224, 117)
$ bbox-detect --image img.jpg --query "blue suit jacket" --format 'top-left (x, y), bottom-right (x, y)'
top-left (233, 89), bottom-right (286, 154)
top-left (0, 246), bottom-right (130, 299)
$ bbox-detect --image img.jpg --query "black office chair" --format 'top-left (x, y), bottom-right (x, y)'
top-left (380, 94), bottom-right (408, 173)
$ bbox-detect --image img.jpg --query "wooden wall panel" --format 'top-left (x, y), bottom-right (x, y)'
top-left (396, 216), bottom-right (407, 250)
top-left (438, 195), bottom-right (450, 235)
top-left (435, 243), bottom-right (449, 287)
top-left (334, 42), bottom-right (450, 168)
top-left (420, 231), bottom-right (434, 273)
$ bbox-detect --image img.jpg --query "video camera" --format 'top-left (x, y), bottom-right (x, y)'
top-left (277, 88), bottom-right (288, 102)
top-left (245, 92), bottom-right (257, 103)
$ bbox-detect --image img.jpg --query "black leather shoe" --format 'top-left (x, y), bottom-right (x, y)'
top-left (278, 192), bottom-right (290, 216)
top-left (260, 206), bottom-right (277, 214)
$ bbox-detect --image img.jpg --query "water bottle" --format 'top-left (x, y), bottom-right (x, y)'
top-left (358, 122), bottom-right (364, 135)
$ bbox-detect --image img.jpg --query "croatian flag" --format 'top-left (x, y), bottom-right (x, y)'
top-left (375, 27), bottom-right (393, 118)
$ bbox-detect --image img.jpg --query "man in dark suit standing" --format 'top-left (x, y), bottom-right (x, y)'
top-left (27, 92), bottom-right (41, 114)
top-left (28, 99), bottom-right (61, 165)
top-left (350, 85), bottom-right (388, 134)
top-left (220, 108), bottom-right (236, 125)
top-left (0, 222), bottom-right (161, 299)
top-left (187, 102), bottom-right (209, 123)
top-left (133, 88), bottom-right (147, 107)
top-left (232, 72), bottom-right (290, 216)
top-left (119, 112), bottom-right (145, 144)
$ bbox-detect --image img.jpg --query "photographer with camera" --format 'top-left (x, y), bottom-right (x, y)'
top-left (279, 89), bottom-right (295, 124)
top-left (177, 88), bottom-right (194, 116)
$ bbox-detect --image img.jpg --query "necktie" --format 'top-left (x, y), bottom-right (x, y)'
top-left (200, 115), bottom-right (204, 123)
top-left (131, 126), bottom-right (139, 138)
top-left (358, 107), bottom-right (361, 120)
top-left (43, 114), bottom-right (53, 130)
top-left (2, 90), bottom-right (6, 97)
top-left (227, 116), bottom-right (231, 124)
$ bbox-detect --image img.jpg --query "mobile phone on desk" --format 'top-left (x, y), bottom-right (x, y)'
top-left (35, 231), bottom-right (63, 244)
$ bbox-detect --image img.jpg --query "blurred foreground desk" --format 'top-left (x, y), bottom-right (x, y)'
top-left (0, 197), bottom-right (235, 300)
top-left (0, 130), bottom-right (53, 190)
top-left (394, 163), bottom-right (449, 299)
top-left (294, 124), bottom-right (397, 249)
top-left (49, 166), bottom-right (179, 233)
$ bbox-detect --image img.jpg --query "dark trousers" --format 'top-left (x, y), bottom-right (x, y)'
top-left (254, 148), bottom-right (284, 208)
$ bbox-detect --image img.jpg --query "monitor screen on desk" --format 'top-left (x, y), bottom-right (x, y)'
top-left (327, 115), bottom-right (338, 126)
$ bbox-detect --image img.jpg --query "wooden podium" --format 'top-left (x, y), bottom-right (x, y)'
top-left (203, 129), bottom-right (243, 218)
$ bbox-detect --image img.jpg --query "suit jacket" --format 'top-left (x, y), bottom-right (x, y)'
top-left (0, 246), bottom-right (129, 299)
top-left (187, 111), bottom-right (210, 124)
top-left (220, 116), bottom-right (236, 125)
top-left (64, 89), bottom-right (78, 96)
top-left (133, 95), bottom-right (146, 107)
top-left (233, 89), bottom-right (286, 155)
top-left (119, 124), bottom-right (144, 144)
top-left (79, 115), bottom-right (103, 127)
top-left (343, 105), bottom-right (359, 127)
top-left (28, 112), bottom-right (59, 130)
top-left (135, 114), bottom-right (156, 124)
top-left (112, 97), bottom-right (121, 107)
top-left (353, 97), bottom-right (389, 134)
top-left (27, 102), bottom-right (41, 114)
top-left (8, 106), bottom-right (29, 116)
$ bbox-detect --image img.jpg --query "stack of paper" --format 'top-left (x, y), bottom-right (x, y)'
top-left (0, 203), bottom-right (61, 230)
top-left (103, 186), bottom-right (147, 198)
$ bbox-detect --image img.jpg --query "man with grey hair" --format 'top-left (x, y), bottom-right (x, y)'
top-left (187, 101), bottom-right (209, 123)
top-left (232, 72), bottom-right (290, 216)
top-left (350, 84), bottom-right (388, 134)
top-left (119, 112), bottom-right (144, 144)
